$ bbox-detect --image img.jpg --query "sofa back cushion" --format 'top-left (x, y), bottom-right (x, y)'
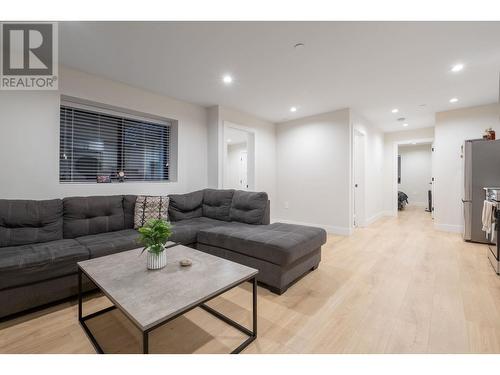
top-left (0, 199), bottom-right (63, 247)
top-left (123, 195), bottom-right (137, 229)
top-left (202, 189), bottom-right (235, 222)
top-left (63, 196), bottom-right (125, 238)
top-left (230, 190), bottom-right (269, 224)
top-left (168, 190), bottom-right (204, 222)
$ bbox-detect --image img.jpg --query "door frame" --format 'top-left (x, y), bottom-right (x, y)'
top-left (239, 150), bottom-right (248, 190)
top-left (392, 138), bottom-right (434, 216)
top-left (222, 121), bottom-right (256, 191)
top-left (353, 129), bottom-right (366, 227)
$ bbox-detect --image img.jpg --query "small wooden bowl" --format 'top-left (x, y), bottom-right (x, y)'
top-left (180, 259), bottom-right (192, 267)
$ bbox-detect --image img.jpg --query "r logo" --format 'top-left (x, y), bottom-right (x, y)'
top-left (2, 23), bottom-right (53, 76)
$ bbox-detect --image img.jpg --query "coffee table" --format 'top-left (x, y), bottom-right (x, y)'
top-left (77, 243), bottom-right (258, 354)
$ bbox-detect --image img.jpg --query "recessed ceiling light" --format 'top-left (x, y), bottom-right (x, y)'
top-left (222, 75), bottom-right (233, 84)
top-left (290, 107), bottom-right (297, 112)
top-left (451, 63), bottom-right (464, 73)
top-left (294, 43), bottom-right (305, 49)
top-left (403, 123), bottom-right (409, 127)
top-left (391, 108), bottom-right (399, 113)
top-left (449, 97), bottom-right (459, 103)
top-left (227, 138), bottom-right (232, 143)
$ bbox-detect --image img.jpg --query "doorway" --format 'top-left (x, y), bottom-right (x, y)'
top-left (223, 124), bottom-right (255, 191)
top-left (396, 142), bottom-right (433, 214)
top-left (353, 130), bottom-right (365, 227)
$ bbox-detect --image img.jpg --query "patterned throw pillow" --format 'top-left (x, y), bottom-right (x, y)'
top-left (134, 196), bottom-right (170, 229)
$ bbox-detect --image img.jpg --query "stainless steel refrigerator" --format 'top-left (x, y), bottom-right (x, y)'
top-left (463, 139), bottom-right (500, 242)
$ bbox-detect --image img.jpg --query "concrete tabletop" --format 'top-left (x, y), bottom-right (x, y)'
top-left (77, 244), bottom-right (258, 331)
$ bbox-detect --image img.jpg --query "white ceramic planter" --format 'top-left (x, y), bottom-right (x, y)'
top-left (147, 250), bottom-right (167, 270)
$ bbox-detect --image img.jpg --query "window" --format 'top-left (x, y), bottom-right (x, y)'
top-left (60, 102), bottom-right (171, 183)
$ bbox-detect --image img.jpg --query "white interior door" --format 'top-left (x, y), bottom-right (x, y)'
top-left (239, 151), bottom-right (248, 190)
top-left (431, 143), bottom-right (435, 218)
top-left (353, 132), bottom-right (365, 227)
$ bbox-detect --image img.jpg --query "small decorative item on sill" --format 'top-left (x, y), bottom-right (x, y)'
top-left (138, 219), bottom-right (173, 270)
top-left (117, 171), bottom-right (126, 182)
top-left (483, 128), bottom-right (496, 140)
top-left (96, 175), bottom-right (111, 183)
top-left (489, 128), bottom-right (496, 140)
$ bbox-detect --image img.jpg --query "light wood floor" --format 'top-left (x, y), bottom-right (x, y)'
top-left (2, 206), bottom-right (500, 354)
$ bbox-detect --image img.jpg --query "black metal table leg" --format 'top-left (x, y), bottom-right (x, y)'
top-left (77, 266), bottom-right (113, 354)
top-left (78, 268), bottom-right (82, 321)
top-left (226, 276), bottom-right (258, 354)
top-left (253, 277), bottom-right (257, 336)
top-left (143, 331), bottom-right (149, 354)
top-left (77, 269), bottom-right (257, 354)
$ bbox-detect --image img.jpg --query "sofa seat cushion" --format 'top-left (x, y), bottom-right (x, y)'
top-left (0, 239), bottom-right (89, 290)
top-left (170, 217), bottom-right (240, 245)
top-left (202, 189), bottom-right (235, 222)
top-left (197, 223), bottom-right (327, 266)
top-left (75, 229), bottom-right (140, 258)
top-left (0, 199), bottom-right (63, 247)
top-left (168, 190), bottom-right (204, 222)
top-left (63, 196), bottom-right (126, 239)
top-left (230, 190), bottom-right (269, 224)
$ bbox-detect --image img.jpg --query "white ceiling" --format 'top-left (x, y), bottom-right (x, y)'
top-left (59, 22), bottom-right (500, 132)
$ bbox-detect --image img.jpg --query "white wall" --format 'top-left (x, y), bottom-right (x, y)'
top-left (434, 103), bottom-right (499, 232)
top-left (383, 127), bottom-right (435, 214)
top-left (207, 106), bottom-right (220, 188)
top-left (351, 111), bottom-right (385, 226)
top-left (275, 108), bottom-right (351, 235)
top-left (224, 142), bottom-right (247, 189)
top-left (207, 105), bottom-right (277, 213)
top-left (0, 66), bottom-right (208, 199)
top-left (398, 144), bottom-right (432, 206)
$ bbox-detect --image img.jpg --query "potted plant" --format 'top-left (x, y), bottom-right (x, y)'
top-left (138, 219), bottom-right (173, 270)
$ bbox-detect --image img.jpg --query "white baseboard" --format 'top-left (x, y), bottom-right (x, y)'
top-left (271, 218), bottom-right (352, 236)
top-left (272, 211), bottom-right (397, 235)
top-left (434, 223), bottom-right (463, 233)
top-left (364, 212), bottom-right (387, 226)
top-left (357, 211), bottom-right (394, 227)
top-left (272, 215), bottom-right (464, 235)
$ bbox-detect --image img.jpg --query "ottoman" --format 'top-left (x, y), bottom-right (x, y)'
top-left (197, 222), bottom-right (327, 294)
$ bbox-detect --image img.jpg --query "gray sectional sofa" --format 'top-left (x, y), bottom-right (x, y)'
top-left (0, 189), bottom-right (326, 319)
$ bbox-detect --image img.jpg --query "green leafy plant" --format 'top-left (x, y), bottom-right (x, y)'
top-left (138, 219), bottom-right (172, 255)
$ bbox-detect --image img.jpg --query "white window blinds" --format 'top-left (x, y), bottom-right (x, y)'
top-left (60, 104), bottom-right (171, 183)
